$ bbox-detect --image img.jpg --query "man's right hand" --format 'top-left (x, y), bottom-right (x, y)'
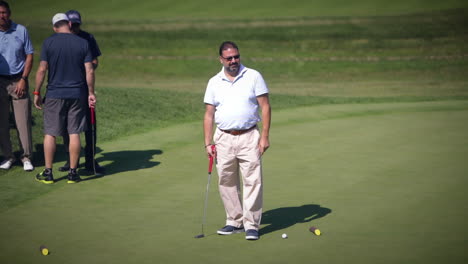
top-left (33, 95), bottom-right (42, 110)
top-left (205, 144), bottom-right (216, 158)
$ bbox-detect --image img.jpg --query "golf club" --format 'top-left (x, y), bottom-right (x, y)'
top-left (90, 107), bottom-right (97, 176)
top-left (195, 145), bottom-right (216, 239)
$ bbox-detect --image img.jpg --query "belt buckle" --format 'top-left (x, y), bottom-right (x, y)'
top-left (231, 130), bottom-right (242, 135)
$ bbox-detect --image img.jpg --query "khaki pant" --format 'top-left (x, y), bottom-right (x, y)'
top-left (0, 77), bottom-right (33, 161)
top-left (214, 127), bottom-right (263, 231)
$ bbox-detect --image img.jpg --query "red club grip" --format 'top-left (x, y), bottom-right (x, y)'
top-left (90, 107), bottom-right (96, 125)
top-left (208, 145), bottom-right (215, 173)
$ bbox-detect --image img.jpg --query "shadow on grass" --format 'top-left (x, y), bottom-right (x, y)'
top-left (32, 144), bottom-right (163, 182)
top-left (83, 149), bottom-right (163, 178)
top-left (260, 204), bottom-right (332, 235)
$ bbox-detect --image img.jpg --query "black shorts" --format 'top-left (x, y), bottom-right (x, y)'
top-left (43, 98), bottom-right (87, 136)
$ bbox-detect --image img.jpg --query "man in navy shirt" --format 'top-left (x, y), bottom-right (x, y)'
top-left (59, 10), bottom-right (104, 174)
top-left (33, 13), bottom-right (96, 184)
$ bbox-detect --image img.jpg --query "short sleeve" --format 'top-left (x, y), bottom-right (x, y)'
top-left (203, 79), bottom-right (216, 105)
top-left (23, 27), bottom-right (34, 55)
top-left (254, 72), bottom-right (269, 96)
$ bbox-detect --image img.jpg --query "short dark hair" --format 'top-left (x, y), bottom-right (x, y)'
top-left (219, 41), bottom-right (239, 56)
top-left (0, 0), bottom-right (11, 13)
top-left (54, 20), bottom-right (69, 28)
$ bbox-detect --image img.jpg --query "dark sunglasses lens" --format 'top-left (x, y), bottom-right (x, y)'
top-left (226, 55), bottom-right (240, 61)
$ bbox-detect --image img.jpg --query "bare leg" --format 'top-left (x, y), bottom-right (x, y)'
top-left (43, 135), bottom-right (56, 169)
top-left (69, 133), bottom-right (81, 169)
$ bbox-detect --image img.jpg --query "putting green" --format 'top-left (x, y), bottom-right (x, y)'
top-left (0, 101), bottom-right (467, 264)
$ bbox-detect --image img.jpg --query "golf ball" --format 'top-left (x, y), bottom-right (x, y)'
top-left (282, 233), bottom-right (288, 239)
top-left (309, 226), bottom-right (321, 236)
top-left (39, 245), bottom-right (49, 255)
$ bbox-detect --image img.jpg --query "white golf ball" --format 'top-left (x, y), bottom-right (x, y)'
top-left (282, 233), bottom-right (288, 239)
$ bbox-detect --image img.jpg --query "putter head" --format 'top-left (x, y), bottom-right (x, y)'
top-left (194, 234), bottom-right (205, 239)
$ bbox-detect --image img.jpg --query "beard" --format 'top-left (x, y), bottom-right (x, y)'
top-left (0, 18), bottom-right (10, 29)
top-left (226, 63), bottom-right (239, 74)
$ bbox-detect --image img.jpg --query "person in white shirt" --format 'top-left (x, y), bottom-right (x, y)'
top-left (203, 41), bottom-right (271, 241)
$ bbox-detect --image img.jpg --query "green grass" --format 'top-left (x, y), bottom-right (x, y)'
top-left (7, 6), bottom-right (465, 154)
top-left (10, 88), bottom-right (468, 164)
top-left (12, 0), bottom-right (468, 19)
top-left (15, 5), bottom-right (468, 91)
top-left (1, 1), bottom-right (468, 263)
top-left (1, 101), bottom-right (467, 264)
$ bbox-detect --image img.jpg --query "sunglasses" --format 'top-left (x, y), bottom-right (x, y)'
top-left (221, 55), bottom-right (240, 61)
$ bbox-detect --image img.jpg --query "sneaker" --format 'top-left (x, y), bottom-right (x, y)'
top-left (67, 170), bottom-right (81, 184)
top-left (217, 225), bottom-right (245, 235)
top-left (58, 160), bottom-right (70, 172)
top-left (0, 158), bottom-right (15, 170)
top-left (245, 229), bottom-right (259, 240)
top-left (35, 169), bottom-right (54, 184)
top-left (23, 160), bottom-right (34, 171)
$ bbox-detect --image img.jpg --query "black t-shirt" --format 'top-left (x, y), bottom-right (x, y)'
top-left (77, 30), bottom-right (101, 59)
top-left (40, 33), bottom-right (92, 99)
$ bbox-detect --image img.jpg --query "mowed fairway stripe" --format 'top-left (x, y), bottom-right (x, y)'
top-left (0, 101), bottom-right (467, 264)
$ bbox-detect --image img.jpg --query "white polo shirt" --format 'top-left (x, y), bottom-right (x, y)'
top-left (204, 65), bottom-right (269, 130)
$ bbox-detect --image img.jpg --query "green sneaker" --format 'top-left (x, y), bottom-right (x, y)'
top-left (35, 169), bottom-right (54, 184)
top-left (67, 169), bottom-right (81, 184)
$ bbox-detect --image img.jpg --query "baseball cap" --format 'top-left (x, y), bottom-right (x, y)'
top-left (66, 10), bottom-right (82, 24)
top-left (52, 13), bottom-right (69, 26)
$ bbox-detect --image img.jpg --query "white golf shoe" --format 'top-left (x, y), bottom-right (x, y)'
top-left (0, 159), bottom-right (15, 170)
top-left (23, 160), bottom-right (34, 171)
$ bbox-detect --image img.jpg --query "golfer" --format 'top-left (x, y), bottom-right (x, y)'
top-left (0, 0), bottom-right (35, 171)
top-left (33, 13), bottom-right (95, 184)
top-left (59, 9), bottom-right (104, 174)
top-left (203, 41), bottom-right (271, 240)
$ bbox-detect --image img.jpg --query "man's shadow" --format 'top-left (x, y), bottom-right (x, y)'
top-left (260, 204), bottom-right (332, 235)
top-left (33, 144), bottom-right (162, 181)
top-left (78, 149), bottom-right (163, 179)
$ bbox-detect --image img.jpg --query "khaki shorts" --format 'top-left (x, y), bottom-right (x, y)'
top-left (43, 98), bottom-right (87, 136)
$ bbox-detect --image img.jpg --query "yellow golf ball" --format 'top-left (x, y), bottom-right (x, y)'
top-left (309, 226), bottom-right (321, 236)
top-left (40, 245), bottom-right (49, 255)
top-left (314, 229), bottom-right (321, 236)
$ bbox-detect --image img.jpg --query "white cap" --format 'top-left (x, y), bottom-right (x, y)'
top-left (52, 13), bottom-right (69, 26)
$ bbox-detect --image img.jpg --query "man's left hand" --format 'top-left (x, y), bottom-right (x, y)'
top-left (88, 94), bottom-right (96, 108)
top-left (259, 137), bottom-right (270, 155)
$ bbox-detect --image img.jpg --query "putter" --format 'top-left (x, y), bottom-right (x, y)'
top-left (90, 107), bottom-right (97, 175)
top-left (195, 145), bottom-right (216, 239)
